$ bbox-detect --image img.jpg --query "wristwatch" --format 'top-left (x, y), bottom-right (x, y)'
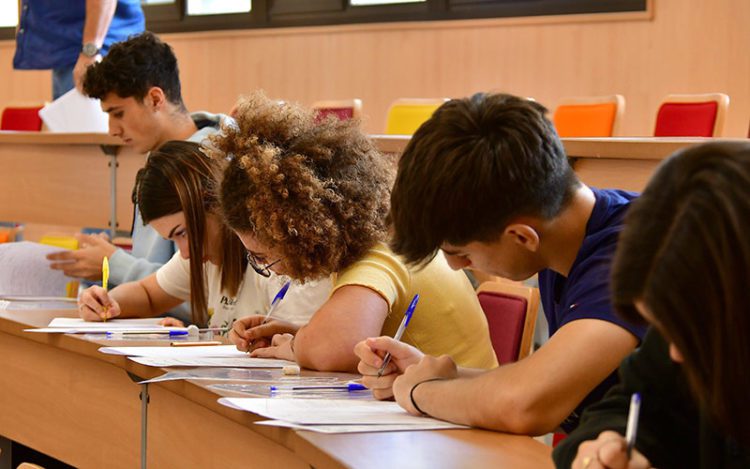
top-left (81, 42), bottom-right (100, 58)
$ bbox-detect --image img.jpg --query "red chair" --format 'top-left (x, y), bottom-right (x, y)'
top-left (312, 99), bottom-right (363, 121)
top-left (1, 105), bottom-right (44, 131)
top-left (476, 279), bottom-right (539, 364)
top-left (653, 93), bottom-right (729, 137)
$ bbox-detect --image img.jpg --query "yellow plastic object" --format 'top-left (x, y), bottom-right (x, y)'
top-left (385, 100), bottom-right (445, 135)
top-left (40, 235), bottom-right (80, 298)
top-left (39, 235), bottom-right (79, 251)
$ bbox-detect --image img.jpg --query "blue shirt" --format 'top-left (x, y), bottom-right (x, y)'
top-left (538, 187), bottom-right (648, 433)
top-left (13, 0), bottom-right (145, 70)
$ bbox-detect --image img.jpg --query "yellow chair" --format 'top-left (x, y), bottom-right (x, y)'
top-left (384, 98), bottom-right (448, 135)
top-left (553, 95), bottom-right (625, 137)
top-left (311, 99), bottom-right (363, 121)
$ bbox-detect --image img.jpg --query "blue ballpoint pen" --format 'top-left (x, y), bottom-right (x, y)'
top-left (269, 383), bottom-right (367, 392)
top-left (625, 392), bottom-right (641, 458)
top-left (105, 330), bottom-right (189, 337)
top-left (262, 281), bottom-right (292, 324)
top-left (377, 294), bottom-right (419, 377)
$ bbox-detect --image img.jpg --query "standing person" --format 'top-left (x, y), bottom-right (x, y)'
top-left (555, 142), bottom-right (750, 469)
top-left (13, 0), bottom-right (145, 99)
top-left (355, 92), bottom-right (647, 435)
top-left (212, 92), bottom-right (498, 373)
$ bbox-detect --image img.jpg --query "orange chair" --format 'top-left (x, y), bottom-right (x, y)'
top-left (1, 105), bottom-right (44, 131)
top-left (312, 99), bottom-right (363, 121)
top-left (476, 279), bottom-right (540, 364)
top-left (553, 95), bottom-right (625, 137)
top-left (653, 93), bottom-right (729, 137)
top-left (384, 98), bottom-right (448, 135)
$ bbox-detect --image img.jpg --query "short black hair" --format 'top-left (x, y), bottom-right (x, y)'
top-left (389, 92), bottom-right (579, 265)
top-left (83, 31), bottom-right (184, 106)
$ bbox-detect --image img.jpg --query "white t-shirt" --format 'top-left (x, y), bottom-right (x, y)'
top-left (155, 252), bottom-right (331, 329)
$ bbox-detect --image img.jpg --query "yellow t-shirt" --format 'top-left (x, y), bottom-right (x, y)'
top-left (333, 243), bottom-right (498, 369)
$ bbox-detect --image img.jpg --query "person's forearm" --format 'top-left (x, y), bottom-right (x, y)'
top-left (109, 281), bottom-right (161, 318)
top-left (83, 0), bottom-right (117, 47)
top-left (293, 325), bottom-right (360, 373)
top-left (411, 362), bottom-right (565, 435)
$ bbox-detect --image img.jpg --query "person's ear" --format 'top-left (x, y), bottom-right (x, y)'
top-left (504, 224), bottom-right (540, 252)
top-left (145, 86), bottom-right (167, 111)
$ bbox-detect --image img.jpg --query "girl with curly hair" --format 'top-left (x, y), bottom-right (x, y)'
top-left (78, 140), bottom-right (329, 330)
top-left (209, 92), bottom-right (498, 373)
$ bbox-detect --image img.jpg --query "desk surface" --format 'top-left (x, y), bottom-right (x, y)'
top-left (0, 308), bottom-right (553, 469)
top-left (0, 131), bottom-right (122, 145)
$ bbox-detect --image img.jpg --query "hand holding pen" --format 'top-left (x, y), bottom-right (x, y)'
top-left (229, 281), bottom-right (294, 352)
top-left (77, 285), bottom-right (122, 322)
top-left (574, 393), bottom-right (650, 469)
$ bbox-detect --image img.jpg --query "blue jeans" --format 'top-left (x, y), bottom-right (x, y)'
top-left (52, 64), bottom-right (75, 99)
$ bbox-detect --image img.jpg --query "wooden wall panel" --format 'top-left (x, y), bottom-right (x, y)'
top-left (1, 0), bottom-right (748, 137)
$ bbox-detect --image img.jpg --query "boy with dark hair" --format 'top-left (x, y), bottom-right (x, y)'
top-left (355, 92), bottom-right (647, 435)
top-left (46, 32), bottom-right (227, 309)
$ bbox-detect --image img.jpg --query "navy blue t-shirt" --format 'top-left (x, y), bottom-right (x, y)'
top-left (538, 188), bottom-right (648, 433)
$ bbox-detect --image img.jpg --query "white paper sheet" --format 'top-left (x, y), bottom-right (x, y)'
top-left (129, 356), bottom-right (295, 368)
top-left (99, 344), bottom-right (249, 358)
top-left (0, 242), bottom-right (76, 297)
top-left (254, 419), bottom-right (467, 433)
top-left (26, 317), bottom-right (183, 334)
top-left (48, 317), bottom-right (164, 327)
top-left (218, 397), bottom-right (462, 426)
top-left (38, 88), bottom-right (108, 132)
top-left (138, 368), bottom-right (346, 384)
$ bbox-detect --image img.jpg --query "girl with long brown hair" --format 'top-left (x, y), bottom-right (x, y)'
top-left (78, 140), bottom-right (329, 329)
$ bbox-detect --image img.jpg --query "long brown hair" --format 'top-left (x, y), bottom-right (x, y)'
top-left (134, 140), bottom-right (247, 326)
top-left (612, 141), bottom-right (750, 445)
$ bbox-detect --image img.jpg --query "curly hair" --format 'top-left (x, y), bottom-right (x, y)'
top-left (207, 92), bottom-right (393, 281)
top-left (82, 31), bottom-right (184, 107)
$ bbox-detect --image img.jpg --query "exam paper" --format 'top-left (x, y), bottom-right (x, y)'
top-left (0, 242), bottom-right (75, 297)
top-left (255, 420), bottom-right (467, 434)
top-left (218, 398), bottom-right (460, 426)
top-left (139, 368), bottom-right (350, 384)
top-left (26, 317), bottom-right (183, 334)
top-left (129, 356), bottom-right (295, 368)
top-left (99, 344), bottom-right (249, 358)
top-left (38, 88), bottom-right (108, 132)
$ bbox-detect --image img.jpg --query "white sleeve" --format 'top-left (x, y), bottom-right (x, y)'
top-left (155, 252), bottom-right (191, 302)
top-left (257, 274), bottom-right (333, 326)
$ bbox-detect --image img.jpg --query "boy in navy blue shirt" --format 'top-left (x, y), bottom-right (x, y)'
top-left (354, 92), bottom-right (647, 435)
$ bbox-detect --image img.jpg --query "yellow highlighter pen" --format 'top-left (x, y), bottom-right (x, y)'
top-left (101, 256), bottom-right (110, 322)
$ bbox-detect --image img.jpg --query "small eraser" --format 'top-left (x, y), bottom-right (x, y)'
top-left (282, 365), bottom-right (301, 375)
top-left (187, 324), bottom-right (199, 337)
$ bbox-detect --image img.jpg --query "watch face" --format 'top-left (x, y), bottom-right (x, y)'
top-left (82, 43), bottom-right (99, 57)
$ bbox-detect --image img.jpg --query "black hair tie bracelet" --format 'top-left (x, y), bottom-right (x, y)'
top-left (409, 378), bottom-right (446, 416)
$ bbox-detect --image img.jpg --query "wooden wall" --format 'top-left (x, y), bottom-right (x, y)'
top-left (1, 0), bottom-right (748, 137)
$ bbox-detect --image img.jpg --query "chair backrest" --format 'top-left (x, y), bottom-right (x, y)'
top-left (312, 99), bottom-right (363, 121)
top-left (654, 93), bottom-right (729, 137)
top-left (384, 98), bottom-right (447, 135)
top-left (476, 279), bottom-right (540, 364)
top-left (1, 105), bottom-right (44, 131)
top-left (553, 95), bottom-right (625, 137)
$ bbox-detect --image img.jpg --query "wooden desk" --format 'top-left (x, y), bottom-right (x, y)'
top-left (0, 309), bottom-right (553, 469)
top-left (371, 136), bottom-right (747, 192)
top-left (0, 132), bottom-right (141, 236)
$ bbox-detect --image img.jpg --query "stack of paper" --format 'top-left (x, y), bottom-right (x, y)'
top-left (97, 344), bottom-right (295, 369)
top-left (219, 398), bottom-right (468, 434)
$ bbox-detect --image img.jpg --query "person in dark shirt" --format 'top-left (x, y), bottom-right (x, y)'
top-left (353, 92), bottom-right (646, 435)
top-left (555, 141), bottom-right (750, 468)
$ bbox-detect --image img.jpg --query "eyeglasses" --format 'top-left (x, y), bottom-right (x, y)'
top-left (246, 251), bottom-right (282, 277)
